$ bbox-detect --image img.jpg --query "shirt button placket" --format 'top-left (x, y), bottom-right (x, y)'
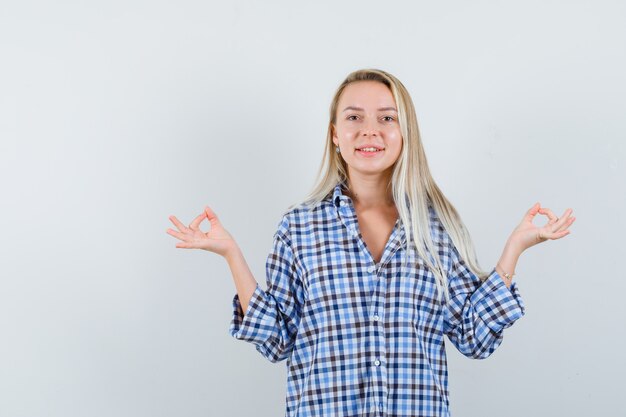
top-left (370, 262), bottom-right (387, 416)
top-left (372, 266), bottom-right (380, 321)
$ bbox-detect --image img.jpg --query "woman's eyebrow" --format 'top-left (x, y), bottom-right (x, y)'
top-left (342, 106), bottom-right (397, 112)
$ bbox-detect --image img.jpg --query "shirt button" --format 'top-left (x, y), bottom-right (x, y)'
top-left (340, 200), bottom-right (346, 206)
top-left (367, 265), bottom-right (375, 273)
top-left (374, 359), bottom-right (381, 366)
top-left (373, 314), bottom-right (380, 321)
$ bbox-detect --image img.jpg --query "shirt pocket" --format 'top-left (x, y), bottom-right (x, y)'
top-left (403, 250), bottom-right (442, 327)
top-left (302, 240), bottom-right (368, 327)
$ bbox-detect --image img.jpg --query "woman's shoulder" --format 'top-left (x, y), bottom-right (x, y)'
top-left (273, 198), bottom-right (335, 241)
top-left (425, 203), bottom-right (449, 245)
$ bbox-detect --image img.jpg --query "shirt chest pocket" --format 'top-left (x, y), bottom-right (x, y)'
top-left (395, 250), bottom-right (443, 326)
top-left (302, 241), bottom-right (371, 326)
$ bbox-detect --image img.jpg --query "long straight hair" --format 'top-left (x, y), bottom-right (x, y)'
top-left (289, 68), bottom-right (490, 303)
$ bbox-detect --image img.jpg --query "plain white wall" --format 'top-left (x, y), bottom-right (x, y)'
top-left (1, 1), bottom-right (624, 416)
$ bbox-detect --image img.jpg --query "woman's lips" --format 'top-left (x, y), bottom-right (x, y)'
top-left (356, 149), bottom-right (384, 157)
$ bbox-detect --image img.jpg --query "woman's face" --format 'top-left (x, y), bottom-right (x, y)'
top-left (332, 80), bottom-right (403, 179)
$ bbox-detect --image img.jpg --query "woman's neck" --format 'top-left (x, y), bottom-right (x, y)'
top-left (346, 175), bottom-right (395, 209)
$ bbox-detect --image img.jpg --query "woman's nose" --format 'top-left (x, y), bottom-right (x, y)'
top-left (361, 118), bottom-right (379, 136)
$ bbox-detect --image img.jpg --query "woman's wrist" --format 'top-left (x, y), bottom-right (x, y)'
top-left (495, 263), bottom-right (515, 288)
top-left (223, 242), bottom-right (242, 263)
top-left (496, 238), bottom-right (523, 288)
top-left (505, 235), bottom-right (524, 257)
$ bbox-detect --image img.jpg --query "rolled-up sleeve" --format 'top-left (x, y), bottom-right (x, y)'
top-left (228, 218), bottom-right (304, 363)
top-left (443, 242), bottom-right (525, 360)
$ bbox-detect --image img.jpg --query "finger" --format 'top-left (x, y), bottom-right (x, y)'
top-left (553, 212), bottom-right (575, 233)
top-left (169, 215), bottom-right (189, 232)
top-left (166, 228), bottom-right (188, 241)
top-left (542, 228), bottom-right (571, 240)
top-left (549, 208), bottom-right (573, 232)
top-left (175, 241), bottom-right (193, 249)
top-left (204, 205), bottom-right (220, 225)
top-left (538, 207), bottom-right (559, 224)
top-left (524, 202), bottom-right (541, 222)
top-left (189, 212), bottom-right (207, 231)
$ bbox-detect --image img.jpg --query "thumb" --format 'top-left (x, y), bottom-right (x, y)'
top-left (524, 202), bottom-right (541, 221)
top-left (205, 205), bottom-right (220, 224)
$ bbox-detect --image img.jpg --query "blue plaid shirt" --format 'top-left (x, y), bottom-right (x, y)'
top-left (229, 180), bottom-right (525, 417)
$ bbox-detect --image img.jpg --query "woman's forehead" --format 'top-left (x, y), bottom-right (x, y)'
top-left (339, 82), bottom-right (396, 108)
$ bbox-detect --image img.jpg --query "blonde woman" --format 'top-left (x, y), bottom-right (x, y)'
top-left (166, 69), bottom-right (575, 417)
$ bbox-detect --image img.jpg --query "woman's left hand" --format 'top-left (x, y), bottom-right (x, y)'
top-left (509, 203), bottom-right (576, 252)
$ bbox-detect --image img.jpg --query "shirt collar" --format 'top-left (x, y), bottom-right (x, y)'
top-left (332, 178), bottom-right (406, 250)
top-left (332, 179), bottom-right (351, 208)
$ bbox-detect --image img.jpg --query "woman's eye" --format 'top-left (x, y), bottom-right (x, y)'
top-left (346, 115), bottom-right (395, 122)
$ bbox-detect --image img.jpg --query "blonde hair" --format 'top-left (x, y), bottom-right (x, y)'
top-left (288, 68), bottom-right (490, 303)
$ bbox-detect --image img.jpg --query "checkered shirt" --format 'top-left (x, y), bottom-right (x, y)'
top-left (229, 180), bottom-right (525, 416)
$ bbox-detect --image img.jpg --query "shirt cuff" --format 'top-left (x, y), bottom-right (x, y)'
top-left (229, 282), bottom-right (269, 341)
top-left (471, 268), bottom-right (526, 333)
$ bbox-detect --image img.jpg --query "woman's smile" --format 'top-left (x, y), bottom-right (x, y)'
top-left (356, 148), bottom-right (385, 157)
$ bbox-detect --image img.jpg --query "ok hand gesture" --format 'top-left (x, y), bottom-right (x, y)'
top-left (166, 206), bottom-right (237, 257)
top-left (509, 203), bottom-right (576, 252)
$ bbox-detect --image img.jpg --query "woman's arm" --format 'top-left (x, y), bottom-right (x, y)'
top-left (224, 244), bottom-right (259, 315)
top-left (167, 206), bottom-right (304, 363)
top-left (495, 239), bottom-right (522, 289)
top-left (496, 203), bottom-right (576, 289)
top-left (442, 202), bottom-right (575, 359)
top-left (167, 205), bottom-right (259, 315)
top-left (228, 226), bottom-right (305, 363)
top-left (443, 243), bottom-right (525, 359)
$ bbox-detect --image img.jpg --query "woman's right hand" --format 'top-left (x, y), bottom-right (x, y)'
top-left (166, 205), bottom-right (237, 258)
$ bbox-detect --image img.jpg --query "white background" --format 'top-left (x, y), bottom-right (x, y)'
top-left (1, 1), bottom-right (624, 416)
